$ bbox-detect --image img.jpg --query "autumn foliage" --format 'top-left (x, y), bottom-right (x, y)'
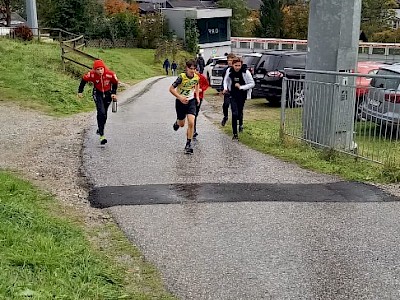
top-left (104, 0), bottom-right (139, 15)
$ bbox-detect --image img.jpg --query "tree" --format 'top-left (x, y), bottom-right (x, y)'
top-left (361, 0), bottom-right (397, 41)
top-left (137, 12), bottom-right (167, 48)
top-left (37, 0), bottom-right (103, 34)
top-left (0, 0), bottom-right (24, 26)
top-left (254, 0), bottom-right (284, 38)
top-left (217, 0), bottom-right (250, 37)
top-left (282, 1), bottom-right (309, 39)
top-left (184, 18), bottom-right (199, 54)
top-left (109, 12), bottom-right (139, 44)
top-left (105, 0), bottom-right (128, 15)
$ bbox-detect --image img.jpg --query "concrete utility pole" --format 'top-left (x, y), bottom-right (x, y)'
top-left (25, 0), bottom-right (38, 35)
top-left (303, 0), bottom-right (361, 150)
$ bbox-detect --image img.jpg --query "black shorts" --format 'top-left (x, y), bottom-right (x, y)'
top-left (175, 98), bottom-right (197, 121)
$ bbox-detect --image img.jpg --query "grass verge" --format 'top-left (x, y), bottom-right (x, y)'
top-left (0, 39), bottom-right (161, 116)
top-left (205, 93), bottom-right (400, 184)
top-left (0, 170), bottom-right (175, 299)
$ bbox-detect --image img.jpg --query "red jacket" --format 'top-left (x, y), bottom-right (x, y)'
top-left (81, 69), bottom-right (118, 93)
top-left (78, 60), bottom-right (118, 94)
top-left (197, 72), bottom-right (209, 99)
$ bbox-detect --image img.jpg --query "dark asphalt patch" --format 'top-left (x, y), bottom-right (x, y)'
top-left (88, 182), bottom-right (399, 208)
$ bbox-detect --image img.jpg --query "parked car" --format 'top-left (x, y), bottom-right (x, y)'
top-left (203, 56), bottom-right (226, 83)
top-left (358, 64), bottom-right (400, 137)
top-left (354, 61), bottom-right (386, 119)
top-left (252, 50), bottom-right (307, 106)
top-left (241, 53), bottom-right (262, 75)
top-left (210, 58), bottom-right (228, 91)
top-left (356, 61), bottom-right (385, 99)
top-left (209, 54), bottom-right (262, 92)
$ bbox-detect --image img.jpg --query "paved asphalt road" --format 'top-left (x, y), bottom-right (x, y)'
top-left (83, 77), bottom-right (400, 300)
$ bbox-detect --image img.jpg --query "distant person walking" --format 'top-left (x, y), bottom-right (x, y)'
top-left (193, 69), bottom-right (209, 139)
top-left (223, 57), bottom-right (254, 140)
top-left (196, 53), bottom-right (205, 74)
top-left (169, 59), bottom-right (200, 154)
top-left (163, 58), bottom-right (170, 75)
top-left (171, 61), bottom-right (178, 76)
top-left (78, 59), bottom-right (119, 145)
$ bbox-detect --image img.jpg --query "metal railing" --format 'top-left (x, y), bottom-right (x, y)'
top-left (281, 68), bottom-right (400, 166)
top-left (231, 37), bottom-right (400, 61)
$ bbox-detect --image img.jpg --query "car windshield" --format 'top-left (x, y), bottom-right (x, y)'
top-left (255, 55), bottom-right (277, 72)
top-left (242, 55), bottom-right (261, 67)
top-left (215, 59), bottom-right (227, 66)
top-left (372, 69), bottom-right (400, 90)
top-left (279, 55), bottom-right (306, 69)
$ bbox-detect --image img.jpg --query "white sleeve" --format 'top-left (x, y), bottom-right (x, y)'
top-left (239, 70), bottom-right (255, 90)
top-left (223, 69), bottom-right (231, 91)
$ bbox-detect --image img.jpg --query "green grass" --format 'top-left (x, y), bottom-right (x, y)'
top-left (214, 98), bottom-right (400, 183)
top-left (0, 171), bottom-right (175, 299)
top-left (0, 39), bottom-right (161, 115)
top-left (85, 47), bottom-right (162, 85)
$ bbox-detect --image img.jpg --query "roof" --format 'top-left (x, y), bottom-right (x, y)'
top-left (356, 61), bottom-right (386, 74)
top-left (380, 63), bottom-right (400, 73)
top-left (138, 2), bottom-right (158, 13)
top-left (241, 52), bottom-right (262, 57)
top-left (245, 0), bottom-right (262, 10)
top-left (138, 0), bottom-right (260, 12)
top-left (0, 12), bottom-right (26, 26)
top-left (167, 0), bottom-right (216, 8)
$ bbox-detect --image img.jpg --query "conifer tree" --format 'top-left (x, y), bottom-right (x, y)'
top-left (254, 0), bottom-right (284, 38)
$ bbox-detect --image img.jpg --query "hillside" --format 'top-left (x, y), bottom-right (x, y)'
top-left (0, 39), bottom-right (160, 116)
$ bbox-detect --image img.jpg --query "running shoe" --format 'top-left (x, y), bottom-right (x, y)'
top-left (100, 135), bottom-right (108, 145)
top-left (184, 144), bottom-right (193, 154)
top-left (221, 116), bottom-right (228, 126)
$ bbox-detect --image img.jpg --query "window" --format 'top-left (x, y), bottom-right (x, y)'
top-left (197, 17), bottom-right (228, 44)
top-left (280, 55), bottom-right (306, 69)
top-left (372, 70), bottom-right (400, 90)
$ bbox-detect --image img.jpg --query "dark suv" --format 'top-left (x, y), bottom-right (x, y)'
top-left (252, 51), bottom-right (307, 105)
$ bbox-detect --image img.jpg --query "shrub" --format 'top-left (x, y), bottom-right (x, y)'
top-left (13, 25), bottom-right (34, 41)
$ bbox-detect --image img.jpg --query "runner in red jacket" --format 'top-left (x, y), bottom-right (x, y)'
top-left (78, 60), bottom-right (118, 145)
top-left (194, 70), bottom-right (209, 138)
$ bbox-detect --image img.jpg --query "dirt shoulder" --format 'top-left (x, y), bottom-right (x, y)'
top-left (0, 102), bottom-right (107, 223)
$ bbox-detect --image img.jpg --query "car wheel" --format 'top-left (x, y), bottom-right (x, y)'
top-left (379, 125), bottom-right (400, 140)
top-left (267, 96), bottom-right (281, 107)
top-left (288, 88), bottom-right (304, 107)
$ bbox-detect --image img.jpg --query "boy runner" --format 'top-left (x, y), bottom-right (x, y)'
top-left (169, 59), bottom-right (200, 154)
top-left (78, 59), bottom-right (118, 145)
top-left (220, 53), bottom-right (236, 126)
top-left (222, 57), bottom-right (255, 140)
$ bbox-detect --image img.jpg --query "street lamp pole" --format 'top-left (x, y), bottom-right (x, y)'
top-left (25, 0), bottom-right (38, 35)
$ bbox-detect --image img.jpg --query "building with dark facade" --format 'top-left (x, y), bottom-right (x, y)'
top-left (162, 7), bottom-right (232, 60)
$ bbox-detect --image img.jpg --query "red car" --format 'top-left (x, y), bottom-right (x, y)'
top-left (356, 61), bottom-right (385, 99)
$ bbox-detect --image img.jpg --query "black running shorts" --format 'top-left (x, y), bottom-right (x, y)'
top-left (175, 98), bottom-right (197, 121)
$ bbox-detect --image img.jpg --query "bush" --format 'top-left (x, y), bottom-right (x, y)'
top-left (13, 25), bottom-right (34, 41)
